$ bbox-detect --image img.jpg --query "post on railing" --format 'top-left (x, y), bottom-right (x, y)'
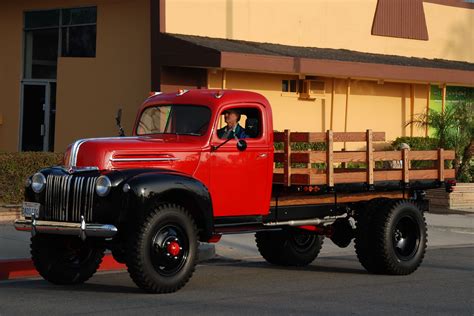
top-left (327, 130), bottom-right (334, 187)
top-left (366, 129), bottom-right (374, 187)
top-left (284, 129), bottom-right (291, 186)
top-left (402, 148), bottom-right (409, 184)
top-left (438, 148), bottom-right (445, 182)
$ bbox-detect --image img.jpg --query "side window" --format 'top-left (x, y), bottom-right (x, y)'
top-left (217, 108), bottom-right (262, 139)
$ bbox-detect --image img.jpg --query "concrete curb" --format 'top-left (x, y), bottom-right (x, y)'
top-left (0, 243), bottom-right (216, 281)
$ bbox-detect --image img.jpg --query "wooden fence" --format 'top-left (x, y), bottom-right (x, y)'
top-left (273, 130), bottom-right (455, 187)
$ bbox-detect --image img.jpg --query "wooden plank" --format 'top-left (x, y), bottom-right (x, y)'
top-left (334, 151), bottom-right (366, 163)
top-left (438, 148), bottom-right (444, 181)
top-left (284, 129), bottom-right (291, 186)
top-left (327, 130), bottom-right (334, 187)
top-left (403, 149), bottom-right (409, 184)
top-left (367, 129), bottom-right (374, 185)
top-left (274, 132), bottom-right (285, 142)
top-left (274, 168), bottom-right (455, 185)
top-left (270, 191), bottom-right (405, 207)
top-left (374, 170), bottom-right (403, 181)
top-left (409, 150), bottom-right (438, 160)
top-left (274, 152), bottom-right (284, 163)
top-left (333, 132), bottom-right (385, 142)
top-left (374, 151), bottom-right (402, 161)
top-left (286, 131), bottom-right (386, 143)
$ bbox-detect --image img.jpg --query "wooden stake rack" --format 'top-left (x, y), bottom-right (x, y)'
top-left (273, 129), bottom-right (455, 187)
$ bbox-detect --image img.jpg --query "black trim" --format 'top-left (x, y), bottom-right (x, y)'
top-left (214, 216), bottom-right (263, 228)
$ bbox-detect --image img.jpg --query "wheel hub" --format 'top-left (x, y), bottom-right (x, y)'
top-left (392, 216), bottom-right (420, 261)
top-left (166, 240), bottom-right (182, 257)
top-left (151, 224), bottom-right (189, 276)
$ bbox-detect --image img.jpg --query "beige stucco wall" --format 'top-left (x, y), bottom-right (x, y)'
top-left (209, 70), bottom-right (428, 149)
top-left (166, 0), bottom-right (474, 63)
top-left (0, 0), bottom-right (150, 152)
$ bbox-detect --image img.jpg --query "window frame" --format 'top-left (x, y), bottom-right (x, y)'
top-left (214, 105), bottom-right (264, 141)
top-left (281, 78), bottom-right (299, 97)
top-left (22, 5), bottom-right (97, 74)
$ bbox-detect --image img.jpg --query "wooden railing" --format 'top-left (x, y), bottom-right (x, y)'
top-left (273, 129), bottom-right (455, 187)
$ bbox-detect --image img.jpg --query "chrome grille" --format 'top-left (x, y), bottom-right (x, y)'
top-left (44, 175), bottom-right (98, 222)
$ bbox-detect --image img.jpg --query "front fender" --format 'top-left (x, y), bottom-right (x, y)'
top-left (124, 171), bottom-right (214, 240)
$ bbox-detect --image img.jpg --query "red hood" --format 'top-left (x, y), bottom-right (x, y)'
top-left (65, 135), bottom-right (207, 174)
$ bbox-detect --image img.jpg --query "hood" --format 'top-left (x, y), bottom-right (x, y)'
top-left (65, 135), bottom-right (207, 174)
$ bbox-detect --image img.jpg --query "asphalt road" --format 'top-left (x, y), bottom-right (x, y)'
top-left (0, 245), bottom-right (473, 316)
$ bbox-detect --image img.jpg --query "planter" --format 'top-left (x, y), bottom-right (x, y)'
top-left (426, 183), bottom-right (474, 212)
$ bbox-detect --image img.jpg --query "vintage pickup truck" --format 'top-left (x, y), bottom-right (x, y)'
top-left (15, 89), bottom-right (455, 293)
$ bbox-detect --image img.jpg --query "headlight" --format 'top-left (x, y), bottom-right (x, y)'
top-left (95, 176), bottom-right (112, 197)
top-left (31, 173), bottom-right (46, 193)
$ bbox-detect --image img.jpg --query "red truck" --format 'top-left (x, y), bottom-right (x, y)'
top-left (15, 89), bottom-right (455, 293)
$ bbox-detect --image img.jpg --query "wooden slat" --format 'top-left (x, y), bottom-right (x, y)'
top-left (403, 148), bottom-right (409, 184)
top-left (367, 129), bottom-right (374, 185)
top-left (333, 151), bottom-right (366, 163)
top-left (274, 168), bottom-right (455, 185)
top-left (274, 132), bottom-right (285, 142)
top-left (333, 132), bottom-right (385, 142)
top-left (281, 150), bottom-right (456, 163)
top-left (284, 129), bottom-right (291, 186)
top-left (327, 131), bottom-right (334, 187)
top-left (374, 170), bottom-right (403, 181)
top-left (270, 192), bottom-right (405, 207)
top-left (438, 148), bottom-right (444, 181)
top-left (274, 152), bottom-right (284, 163)
top-left (374, 151), bottom-right (401, 161)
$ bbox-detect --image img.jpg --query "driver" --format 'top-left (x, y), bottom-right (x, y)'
top-left (217, 109), bottom-right (247, 139)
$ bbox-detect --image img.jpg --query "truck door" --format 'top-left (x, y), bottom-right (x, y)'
top-left (210, 105), bottom-right (272, 217)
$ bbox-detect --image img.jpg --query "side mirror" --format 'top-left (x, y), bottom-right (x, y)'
top-left (237, 139), bottom-right (247, 151)
top-left (115, 108), bottom-right (125, 137)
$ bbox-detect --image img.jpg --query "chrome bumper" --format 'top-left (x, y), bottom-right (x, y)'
top-left (14, 216), bottom-right (117, 240)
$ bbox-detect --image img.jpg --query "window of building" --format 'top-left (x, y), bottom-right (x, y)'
top-left (282, 79), bottom-right (297, 93)
top-left (61, 7), bottom-right (97, 57)
top-left (23, 7), bottom-right (97, 79)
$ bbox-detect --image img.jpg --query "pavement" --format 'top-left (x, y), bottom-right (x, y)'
top-left (0, 211), bottom-right (473, 315)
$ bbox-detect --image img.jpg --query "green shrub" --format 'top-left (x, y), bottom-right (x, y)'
top-left (0, 152), bottom-right (63, 204)
top-left (391, 137), bottom-right (440, 151)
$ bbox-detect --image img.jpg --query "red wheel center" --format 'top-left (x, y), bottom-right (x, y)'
top-left (167, 241), bottom-right (181, 256)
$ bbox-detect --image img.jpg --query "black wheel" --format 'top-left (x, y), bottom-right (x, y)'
top-left (255, 228), bottom-right (324, 266)
top-left (354, 200), bottom-right (427, 275)
top-left (126, 203), bottom-right (198, 293)
top-left (31, 234), bottom-right (105, 285)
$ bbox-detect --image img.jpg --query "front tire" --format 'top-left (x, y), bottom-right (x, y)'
top-left (126, 203), bottom-right (198, 293)
top-left (255, 228), bottom-right (324, 266)
top-left (31, 234), bottom-right (105, 285)
top-left (355, 200), bottom-right (427, 275)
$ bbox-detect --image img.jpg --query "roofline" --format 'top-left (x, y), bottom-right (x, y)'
top-left (220, 52), bottom-right (474, 86)
top-left (156, 34), bottom-right (474, 87)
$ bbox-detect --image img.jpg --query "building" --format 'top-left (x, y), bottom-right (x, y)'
top-left (0, 0), bottom-right (473, 152)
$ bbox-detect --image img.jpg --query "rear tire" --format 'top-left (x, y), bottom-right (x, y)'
top-left (31, 234), bottom-right (105, 285)
top-left (255, 228), bottom-right (324, 266)
top-left (354, 200), bottom-right (427, 275)
top-left (126, 203), bottom-right (198, 293)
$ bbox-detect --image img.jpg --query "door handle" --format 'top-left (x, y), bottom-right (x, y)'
top-left (257, 153), bottom-right (268, 159)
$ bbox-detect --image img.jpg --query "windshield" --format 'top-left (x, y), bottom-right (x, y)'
top-left (136, 104), bottom-right (211, 136)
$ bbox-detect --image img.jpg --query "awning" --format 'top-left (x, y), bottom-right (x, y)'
top-left (157, 33), bottom-right (474, 86)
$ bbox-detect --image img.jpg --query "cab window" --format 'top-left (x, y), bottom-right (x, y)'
top-left (217, 107), bottom-right (262, 139)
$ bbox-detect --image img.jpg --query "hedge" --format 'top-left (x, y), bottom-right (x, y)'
top-left (0, 152), bottom-right (63, 204)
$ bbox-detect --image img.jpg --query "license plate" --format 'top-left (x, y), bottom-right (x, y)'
top-left (22, 202), bottom-right (40, 218)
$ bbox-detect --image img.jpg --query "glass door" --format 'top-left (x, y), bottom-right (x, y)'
top-left (20, 81), bottom-right (55, 151)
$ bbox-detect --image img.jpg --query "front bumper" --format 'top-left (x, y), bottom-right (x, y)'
top-left (14, 216), bottom-right (118, 240)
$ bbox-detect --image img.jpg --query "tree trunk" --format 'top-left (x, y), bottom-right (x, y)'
top-left (456, 139), bottom-right (473, 181)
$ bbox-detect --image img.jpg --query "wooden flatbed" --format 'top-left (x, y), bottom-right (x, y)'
top-left (272, 130), bottom-right (455, 206)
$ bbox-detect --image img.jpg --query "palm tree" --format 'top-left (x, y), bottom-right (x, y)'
top-left (408, 101), bottom-right (473, 181)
